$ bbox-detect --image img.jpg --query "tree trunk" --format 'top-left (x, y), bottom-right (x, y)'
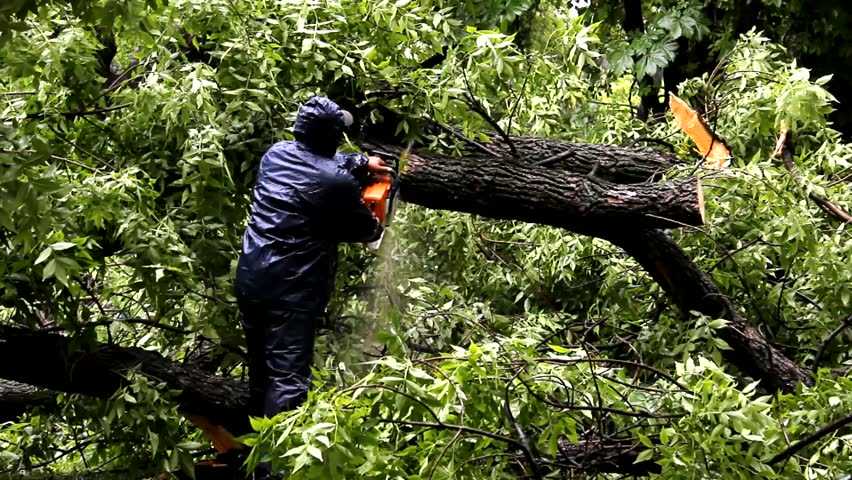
top-left (390, 135), bottom-right (679, 184)
top-left (500, 137), bottom-right (679, 183)
top-left (0, 379), bottom-right (54, 421)
top-left (392, 147), bottom-right (704, 233)
top-left (605, 229), bottom-right (813, 391)
top-left (0, 327), bottom-right (250, 434)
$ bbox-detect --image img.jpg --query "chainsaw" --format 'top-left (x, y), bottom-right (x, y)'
top-left (360, 142), bottom-right (410, 250)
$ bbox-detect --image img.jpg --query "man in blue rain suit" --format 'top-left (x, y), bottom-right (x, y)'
top-left (233, 96), bottom-right (389, 477)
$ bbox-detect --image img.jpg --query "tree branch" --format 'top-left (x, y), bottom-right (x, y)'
top-left (774, 128), bottom-right (852, 224)
top-left (770, 412), bottom-right (852, 465)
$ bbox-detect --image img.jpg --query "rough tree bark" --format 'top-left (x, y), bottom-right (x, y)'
top-left (495, 137), bottom-right (679, 183)
top-left (401, 152), bottom-right (703, 231)
top-left (558, 437), bottom-right (660, 475)
top-left (403, 134), bottom-right (679, 184)
top-left (0, 380), bottom-right (54, 421)
top-left (364, 141), bottom-right (704, 232)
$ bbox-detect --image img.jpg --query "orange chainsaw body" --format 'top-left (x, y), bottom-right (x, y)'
top-left (361, 174), bottom-right (394, 224)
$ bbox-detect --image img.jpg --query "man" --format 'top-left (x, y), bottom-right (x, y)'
top-left (232, 96), bottom-right (389, 472)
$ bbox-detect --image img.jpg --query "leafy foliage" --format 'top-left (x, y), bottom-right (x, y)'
top-left (0, 0), bottom-right (850, 479)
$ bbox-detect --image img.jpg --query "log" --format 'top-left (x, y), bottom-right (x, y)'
top-left (605, 229), bottom-right (813, 391)
top-left (0, 327), bottom-right (250, 434)
top-left (396, 149), bottom-right (704, 232)
top-left (0, 379), bottom-right (54, 421)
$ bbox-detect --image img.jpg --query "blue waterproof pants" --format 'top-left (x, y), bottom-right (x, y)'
top-left (239, 300), bottom-right (317, 417)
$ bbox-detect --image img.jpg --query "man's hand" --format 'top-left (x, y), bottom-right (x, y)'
top-left (367, 155), bottom-right (394, 175)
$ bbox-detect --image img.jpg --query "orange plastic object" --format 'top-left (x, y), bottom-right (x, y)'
top-left (187, 414), bottom-right (243, 454)
top-left (361, 175), bottom-right (393, 224)
top-left (669, 94), bottom-right (731, 168)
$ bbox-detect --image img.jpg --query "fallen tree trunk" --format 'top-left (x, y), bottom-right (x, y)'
top-left (418, 124), bottom-right (679, 184)
top-left (365, 142), bottom-right (705, 232)
top-left (0, 327), bottom-right (249, 434)
top-left (0, 379), bottom-right (54, 421)
top-left (400, 152), bottom-right (703, 231)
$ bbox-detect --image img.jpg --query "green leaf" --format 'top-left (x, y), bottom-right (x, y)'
top-left (177, 441), bottom-right (204, 450)
top-left (284, 445), bottom-right (306, 457)
top-left (634, 448), bottom-right (654, 464)
top-left (249, 416), bottom-right (274, 431)
top-left (149, 431), bottom-right (160, 455)
top-left (316, 435), bottom-right (331, 448)
top-left (180, 450), bottom-right (196, 479)
top-left (708, 319), bottom-right (729, 329)
top-left (307, 444), bottom-right (323, 461)
top-left (54, 261), bottom-right (68, 287)
top-left (34, 247), bottom-right (52, 265)
top-left (42, 259), bottom-right (56, 280)
top-left (713, 338), bottom-right (732, 350)
top-left (51, 241), bottom-right (75, 251)
top-left (293, 453), bottom-right (310, 472)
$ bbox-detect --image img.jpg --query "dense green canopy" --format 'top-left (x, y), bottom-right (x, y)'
top-left (0, 1), bottom-right (850, 478)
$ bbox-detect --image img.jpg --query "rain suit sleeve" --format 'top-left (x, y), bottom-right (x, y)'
top-left (337, 152), bottom-right (371, 187)
top-left (314, 171), bottom-right (383, 243)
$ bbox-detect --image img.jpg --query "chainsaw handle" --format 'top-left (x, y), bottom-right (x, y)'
top-left (365, 153), bottom-right (398, 178)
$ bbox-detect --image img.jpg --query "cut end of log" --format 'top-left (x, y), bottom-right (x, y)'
top-left (697, 177), bottom-right (706, 225)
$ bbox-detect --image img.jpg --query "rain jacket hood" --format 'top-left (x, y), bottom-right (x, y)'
top-left (293, 96), bottom-right (350, 157)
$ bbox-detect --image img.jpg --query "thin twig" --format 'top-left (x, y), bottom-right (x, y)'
top-left (536, 357), bottom-right (691, 393)
top-left (435, 122), bottom-right (501, 157)
top-left (813, 314), bottom-right (852, 370)
top-left (506, 59), bottom-right (531, 137)
top-left (504, 367), bottom-right (544, 479)
top-left (460, 69), bottom-right (519, 159)
top-left (379, 418), bottom-right (526, 450)
top-left (23, 103), bottom-right (131, 121)
top-left (46, 125), bottom-right (112, 168)
top-left (45, 318), bottom-right (191, 335)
